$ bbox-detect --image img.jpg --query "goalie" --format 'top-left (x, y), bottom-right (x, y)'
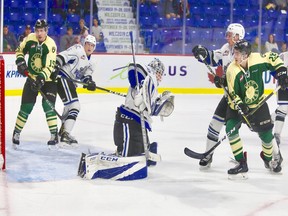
top-left (78, 58), bottom-right (175, 180)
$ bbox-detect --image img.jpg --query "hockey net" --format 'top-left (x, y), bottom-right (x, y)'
top-left (0, 56), bottom-right (5, 170)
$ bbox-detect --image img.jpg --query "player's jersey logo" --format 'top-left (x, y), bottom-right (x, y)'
top-left (244, 80), bottom-right (259, 104)
top-left (31, 53), bottom-right (42, 72)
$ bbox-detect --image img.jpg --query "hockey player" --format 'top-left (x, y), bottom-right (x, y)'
top-left (191, 23), bottom-right (245, 168)
top-left (50, 34), bottom-right (97, 145)
top-left (271, 51), bottom-right (288, 146)
top-left (12, 19), bottom-right (58, 148)
top-left (225, 40), bottom-right (286, 178)
top-left (77, 58), bottom-right (175, 180)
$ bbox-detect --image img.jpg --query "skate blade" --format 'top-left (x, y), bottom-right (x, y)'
top-left (58, 142), bottom-right (79, 149)
top-left (199, 164), bottom-right (211, 171)
top-left (48, 144), bottom-right (59, 151)
top-left (228, 172), bottom-right (248, 180)
top-left (12, 144), bottom-right (19, 150)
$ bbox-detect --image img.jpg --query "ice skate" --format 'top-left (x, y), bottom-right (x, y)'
top-left (60, 131), bottom-right (78, 148)
top-left (199, 153), bottom-right (213, 169)
top-left (260, 151), bottom-right (283, 173)
top-left (271, 151), bottom-right (283, 173)
top-left (12, 130), bottom-right (20, 150)
top-left (47, 132), bottom-right (59, 150)
top-left (228, 154), bottom-right (248, 180)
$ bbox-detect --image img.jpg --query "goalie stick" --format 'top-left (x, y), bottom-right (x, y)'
top-left (24, 72), bottom-right (66, 121)
top-left (184, 85), bottom-right (281, 160)
top-left (60, 76), bottom-right (127, 97)
top-left (129, 31), bottom-right (161, 162)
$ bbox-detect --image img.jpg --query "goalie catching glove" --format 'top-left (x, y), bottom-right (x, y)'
top-left (152, 91), bottom-right (175, 118)
top-left (81, 75), bottom-right (96, 91)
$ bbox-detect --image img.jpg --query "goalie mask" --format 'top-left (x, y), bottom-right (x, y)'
top-left (148, 58), bottom-right (165, 84)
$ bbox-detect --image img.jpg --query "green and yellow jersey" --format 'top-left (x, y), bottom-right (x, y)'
top-left (15, 33), bottom-right (57, 81)
top-left (226, 52), bottom-right (284, 110)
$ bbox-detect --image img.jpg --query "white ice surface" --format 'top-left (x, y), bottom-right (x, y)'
top-left (1, 93), bottom-right (288, 216)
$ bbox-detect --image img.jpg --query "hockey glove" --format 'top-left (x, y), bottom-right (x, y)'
top-left (31, 75), bottom-right (45, 92)
top-left (192, 45), bottom-right (208, 61)
top-left (85, 80), bottom-right (96, 91)
top-left (277, 70), bottom-right (288, 90)
top-left (214, 76), bottom-right (227, 88)
top-left (50, 61), bottom-right (61, 81)
top-left (16, 59), bottom-right (28, 76)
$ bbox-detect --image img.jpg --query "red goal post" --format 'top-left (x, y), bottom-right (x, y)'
top-left (0, 55), bottom-right (5, 170)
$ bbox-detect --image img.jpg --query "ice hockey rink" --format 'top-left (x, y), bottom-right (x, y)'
top-left (1, 92), bottom-right (288, 216)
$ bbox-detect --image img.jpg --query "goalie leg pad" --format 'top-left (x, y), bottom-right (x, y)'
top-left (147, 142), bottom-right (158, 166)
top-left (81, 153), bottom-right (148, 180)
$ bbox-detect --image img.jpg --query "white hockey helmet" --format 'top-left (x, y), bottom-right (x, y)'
top-left (84, 35), bottom-right (97, 49)
top-left (148, 58), bottom-right (165, 76)
top-left (226, 23), bottom-right (245, 40)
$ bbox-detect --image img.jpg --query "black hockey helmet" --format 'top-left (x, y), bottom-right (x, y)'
top-left (234, 39), bottom-right (251, 56)
top-left (34, 19), bottom-right (48, 29)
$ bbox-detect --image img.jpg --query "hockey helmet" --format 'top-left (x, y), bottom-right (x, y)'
top-left (84, 35), bottom-right (96, 46)
top-left (84, 35), bottom-right (96, 51)
top-left (34, 19), bottom-right (48, 29)
top-left (148, 58), bottom-right (165, 76)
top-left (234, 39), bottom-right (252, 56)
top-left (226, 23), bottom-right (245, 40)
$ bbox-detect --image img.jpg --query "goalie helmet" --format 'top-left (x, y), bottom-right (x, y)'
top-left (148, 58), bottom-right (165, 76)
top-left (226, 23), bottom-right (245, 40)
top-left (34, 19), bottom-right (48, 29)
top-left (234, 39), bottom-right (251, 56)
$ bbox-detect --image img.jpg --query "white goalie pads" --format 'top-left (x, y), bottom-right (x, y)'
top-left (152, 91), bottom-right (175, 118)
top-left (79, 152), bottom-right (148, 181)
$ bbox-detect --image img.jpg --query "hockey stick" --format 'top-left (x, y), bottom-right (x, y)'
top-left (129, 31), bottom-right (161, 162)
top-left (24, 72), bottom-right (65, 121)
top-left (199, 55), bottom-right (252, 128)
top-left (184, 85), bottom-right (281, 159)
top-left (60, 76), bottom-right (127, 97)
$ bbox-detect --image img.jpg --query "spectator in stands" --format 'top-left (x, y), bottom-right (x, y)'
top-left (251, 36), bottom-right (265, 54)
top-left (82, 0), bottom-right (98, 17)
top-left (60, 27), bottom-right (76, 51)
top-left (74, 18), bottom-right (86, 35)
top-left (91, 18), bottom-right (103, 42)
top-left (3, 25), bottom-right (18, 51)
top-left (51, 0), bottom-right (67, 20)
top-left (164, 0), bottom-right (179, 19)
top-left (3, 38), bottom-right (11, 52)
top-left (265, 34), bottom-right (279, 53)
top-left (67, 0), bottom-right (81, 16)
top-left (177, 0), bottom-right (190, 18)
top-left (18, 25), bottom-right (32, 44)
top-left (280, 41), bottom-right (287, 52)
top-left (77, 25), bottom-right (89, 45)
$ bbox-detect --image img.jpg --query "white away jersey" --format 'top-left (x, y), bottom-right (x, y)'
top-left (212, 43), bottom-right (234, 73)
top-left (58, 44), bottom-right (96, 80)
